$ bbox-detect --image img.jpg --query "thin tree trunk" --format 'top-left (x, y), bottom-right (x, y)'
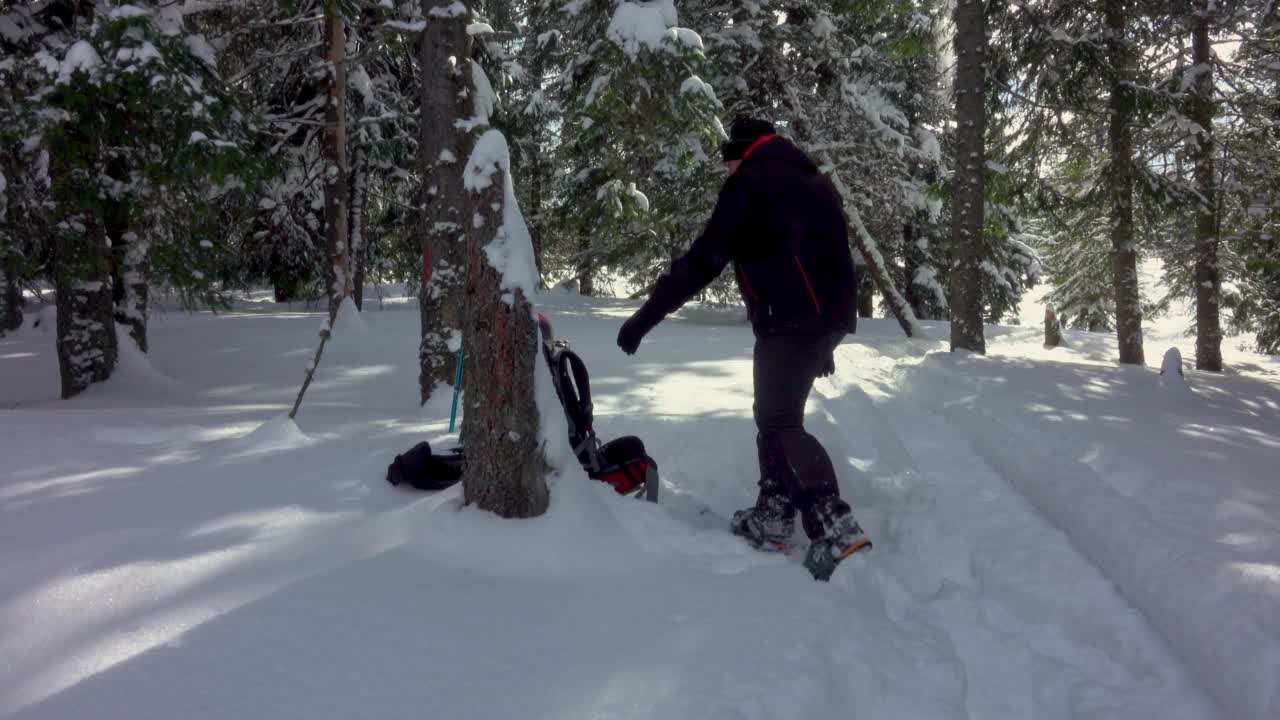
top-left (460, 141), bottom-right (550, 518)
top-left (949, 0), bottom-right (986, 354)
top-left (527, 148), bottom-right (546, 282)
top-left (1191, 5), bottom-right (1222, 371)
top-left (858, 269), bottom-right (875, 318)
top-left (350, 145), bottom-right (370, 310)
top-left (1105, 0), bottom-right (1145, 365)
top-left (0, 257), bottom-right (21, 334)
top-left (903, 223), bottom-right (922, 318)
top-left (323, 3), bottom-right (352, 321)
top-left (112, 230), bottom-right (149, 352)
top-left (418, 0), bottom-right (470, 404)
top-left (54, 213), bottom-right (118, 398)
top-left (576, 234), bottom-right (594, 295)
top-left (813, 150), bottom-right (920, 336)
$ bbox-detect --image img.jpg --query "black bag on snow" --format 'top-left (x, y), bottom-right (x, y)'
top-left (385, 441), bottom-right (463, 490)
top-left (385, 314), bottom-right (660, 502)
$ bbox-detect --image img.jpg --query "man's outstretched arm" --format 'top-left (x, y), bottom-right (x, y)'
top-left (617, 177), bottom-right (754, 354)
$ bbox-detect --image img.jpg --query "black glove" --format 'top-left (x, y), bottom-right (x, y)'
top-left (818, 351), bottom-right (835, 378)
top-left (617, 311), bottom-right (657, 355)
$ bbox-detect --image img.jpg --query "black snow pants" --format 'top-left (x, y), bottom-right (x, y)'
top-left (753, 330), bottom-right (853, 540)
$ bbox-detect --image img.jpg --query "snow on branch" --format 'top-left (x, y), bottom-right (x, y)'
top-left (606, 0), bottom-right (703, 59)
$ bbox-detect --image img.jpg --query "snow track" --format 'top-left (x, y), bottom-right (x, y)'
top-left (791, 342), bottom-right (1221, 719)
top-left (886, 353), bottom-right (1278, 720)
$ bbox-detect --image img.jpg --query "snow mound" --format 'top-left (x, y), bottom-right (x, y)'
top-left (74, 323), bottom-right (186, 404)
top-left (230, 415), bottom-right (313, 455)
top-left (1159, 346), bottom-right (1190, 392)
top-left (329, 297), bottom-right (369, 337)
top-left (671, 302), bottom-right (748, 325)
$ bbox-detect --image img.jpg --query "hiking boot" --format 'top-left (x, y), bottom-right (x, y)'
top-left (730, 506), bottom-right (796, 552)
top-left (802, 514), bottom-right (872, 581)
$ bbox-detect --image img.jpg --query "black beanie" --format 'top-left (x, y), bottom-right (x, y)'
top-left (720, 115), bottom-right (776, 162)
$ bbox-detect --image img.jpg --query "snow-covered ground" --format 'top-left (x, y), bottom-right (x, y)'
top-left (2, 282), bottom-right (1277, 720)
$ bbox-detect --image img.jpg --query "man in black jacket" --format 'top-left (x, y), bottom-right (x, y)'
top-left (616, 116), bottom-right (872, 581)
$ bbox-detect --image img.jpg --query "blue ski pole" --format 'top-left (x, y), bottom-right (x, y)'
top-left (448, 348), bottom-right (464, 435)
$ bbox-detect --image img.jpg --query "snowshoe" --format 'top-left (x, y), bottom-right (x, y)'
top-left (802, 518), bottom-right (872, 581)
top-left (730, 507), bottom-right (796, 553)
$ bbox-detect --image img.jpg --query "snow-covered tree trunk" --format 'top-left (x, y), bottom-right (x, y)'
top-left (1045, 304), bottom-right (1064, 348)
top-left (418, 0), bottom-right (470, 404)
top-left (53, 214), bottom-right (118, 399)
top-left (1191, 5), bottom-right (1222, 371)
top-left (323, 3), bottom-right (353, 321)
top-left (460, 130), bottom-right (550, 518)
top-left (949, 0), bottom-right (986, 353)
top-left (817, 149), bottom-right (922, 338)
top-left (112, 231), bottom-right (150, 353)
top-left (1105, 0), bottom-right (1145, 366)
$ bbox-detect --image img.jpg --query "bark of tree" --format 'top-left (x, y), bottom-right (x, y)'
top-left (1191, 5), bottom-right (1222, 371)
top-left (949, 0), bottom-right (987, 354)
top-left (0, 257), bottom-right (21, 335)
top-left (858, 269), bottom-right (875, 318)
top-left (576, 235), bottom-right (595, 295)
top-left (903, 223), bottom-right (924, 319)
top-left (323, 3), bottom-right (352, 322)
top-left (460, 147), bottom-right (550, 518)
top-left (418, 1), bottom-right (470, 404)
top-left (111, 229), bottom-right (149, 353)
top-left (350, 145), bottom-right (370, 311)
top-left (54, 213), bottom-right (117, 399)
top-left (527, 154), bottom-right (545, 281)
top-left (1105, 0), bottom-right (1146, 366)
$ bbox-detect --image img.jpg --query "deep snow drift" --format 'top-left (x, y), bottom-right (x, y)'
top-left (1, 285), bottom-right (1277, 720)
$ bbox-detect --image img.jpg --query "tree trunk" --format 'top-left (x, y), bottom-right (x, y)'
top-left (1191, 5), bottom-right (1222, 371)
top-left (54, 214), bottom-right (118, 398)
top-left (858, 268), bottom-right (875, 318)
top-left (527, 147), bottom-right (546, 282)
top-left (814, 151), bottom-right (919, 336)
top-left (323, 4), bottom-right (352, 321)
top-left (949, 0), bottom-right (986, 354)
top-left (576, 234), bottom-right (594, 295)
top-left (350, 145), bottom-right (370, 311)
top-left (112, 230), bottom-right (150, 352)
top-left (1105, 0), bottom-right (1145, 366)
top-left (903, 223), bottom-right (923, 318)
top-left (0, 258), bottom-right (21, 335)
top-left (1045, 304), bottom-right (1064, 348)
top-left (460, 146), bottom-right (550, 518)
top-left (418, 0), bottom-right (470, 404)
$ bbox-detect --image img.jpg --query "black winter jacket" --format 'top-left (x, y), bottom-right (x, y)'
top-left (638, 136), bottom-right (858, 337)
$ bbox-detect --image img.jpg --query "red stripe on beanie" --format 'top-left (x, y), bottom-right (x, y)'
top-left (741, 133), bottom-right (777, 160)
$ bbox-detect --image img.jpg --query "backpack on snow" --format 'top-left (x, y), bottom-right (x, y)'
top-left (386, 314), bottom-right (660, 502)
top-left (537, 314), bottom-right (660, 501)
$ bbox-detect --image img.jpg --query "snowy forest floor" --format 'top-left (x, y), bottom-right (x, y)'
top-left (1, 283), bottom-right (1278, 720)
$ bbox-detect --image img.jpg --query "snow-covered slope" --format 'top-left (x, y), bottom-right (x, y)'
top-left (1, 286), bottom-right (1276, 719)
